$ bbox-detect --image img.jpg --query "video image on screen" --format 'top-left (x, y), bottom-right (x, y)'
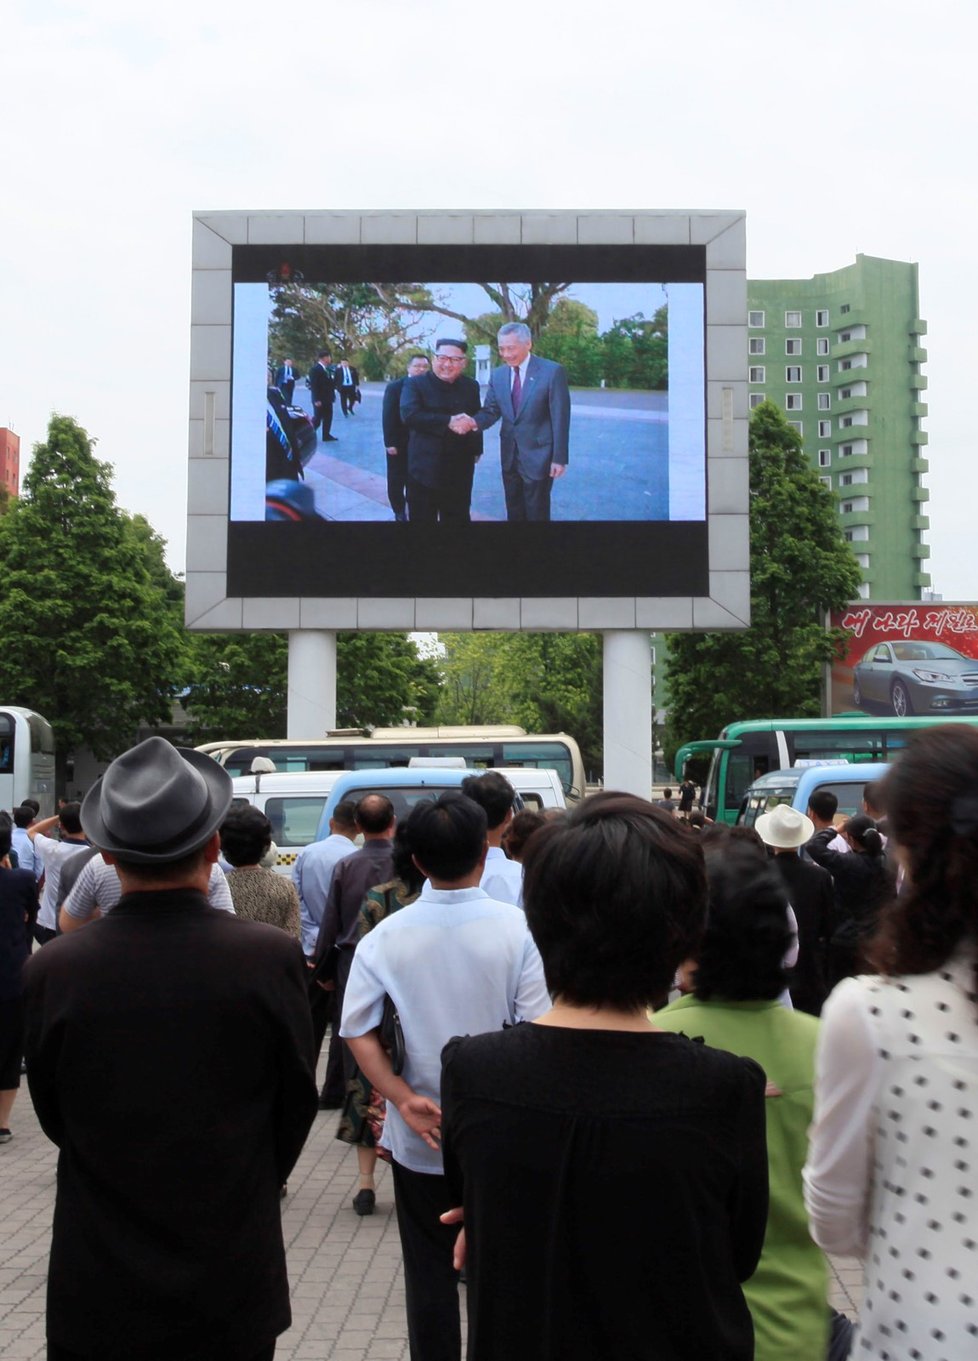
top-left (230, 278), bottom-right (706, 528)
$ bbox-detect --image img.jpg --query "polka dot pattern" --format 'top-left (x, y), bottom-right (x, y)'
top-left (847, 954), bottom-right (978, 1359)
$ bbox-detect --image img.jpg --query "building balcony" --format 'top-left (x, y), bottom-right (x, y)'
top-left (839, 508), bottom-right (875, 527)
top-left (911, 374), bottom-right (928, 390)
top-left (908, 344), bottom-right (928, 362)
top-left (912, 515), bottom-right (930, 532)
top-left (911, 457), bottom-right (929, 474)
top-left (910, 318), bottom-right (927, 335)
top-left (834, 337), bottom-right (874, 360)
top-left (914, 570), bottom-right (933, 589)
top-left (911, 543), bottom-right (931, 559)
top-left (912, 485), bottom-right (930, 503)
top-left (913, 401), bottom-right (929, 418)
top-left (911, 429), bottom-right (929, 445)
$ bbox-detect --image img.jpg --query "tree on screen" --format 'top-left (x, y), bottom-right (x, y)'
top-left (0, 415), bottom-right (185, 790)
top-left (663, 400), bottom-right (862, 768)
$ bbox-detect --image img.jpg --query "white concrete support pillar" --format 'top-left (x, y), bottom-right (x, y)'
top-left (602, 631), bottom-right (653, 798)
top-left (287, 631), bottom-right (336, 738)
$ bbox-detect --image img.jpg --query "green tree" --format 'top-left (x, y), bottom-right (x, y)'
top-left (536, 298), bottom-right (603, 387)
top-left (0, 415), bottom-right (187, 789)
top-left (436, 632), bottom-right (604, 779)
top-left (183, 632), bottom-right (440, 741)
top-left (601, 307), bottom-right (668, 389)
top-left (664, 401), bottom-right (862, 767)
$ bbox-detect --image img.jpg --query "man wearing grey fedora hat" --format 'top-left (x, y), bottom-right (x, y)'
top-left (23, 737), bottom-right (318, 1361)
top-left (755, 803), bottom-right (833, 1015)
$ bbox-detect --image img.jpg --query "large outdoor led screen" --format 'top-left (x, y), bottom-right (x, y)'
top-left (224, 243), bottom-right (710, 599)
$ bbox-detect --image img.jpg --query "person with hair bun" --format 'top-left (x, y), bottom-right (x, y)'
top-left (439, 793), bottom-right (768, 1361)
top-left (804, 724), bottom-right (978, 1360)
top-left (657, 844), bottom-right (835, 1361)
top-left (806, 811), bottom-right (893, 985)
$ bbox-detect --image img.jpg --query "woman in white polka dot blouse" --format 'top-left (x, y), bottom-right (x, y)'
top-left (804, 724), bottom-right (978, 1361)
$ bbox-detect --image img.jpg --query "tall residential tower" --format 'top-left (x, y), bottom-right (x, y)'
top-left (747, 254), bottom-right (929, 599)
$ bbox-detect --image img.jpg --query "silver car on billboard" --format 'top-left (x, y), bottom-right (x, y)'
top-left (852, 640), bottom-right (978, 716)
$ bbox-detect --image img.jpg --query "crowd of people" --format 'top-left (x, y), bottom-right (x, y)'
top-left (0, 724), bottom-right (976, 1360)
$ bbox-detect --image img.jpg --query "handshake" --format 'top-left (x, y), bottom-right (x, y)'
top-left (448, 413), bottom-right (479, 436)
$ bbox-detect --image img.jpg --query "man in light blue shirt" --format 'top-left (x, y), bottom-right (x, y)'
top-left (293, 800), bottom-right (359, 958)
top-left (11, 805), bottom-right (39, 879)
top-left (344, 793), bottom-right (548, 1361)
top-left (461, 770), bottom-right (524, 907)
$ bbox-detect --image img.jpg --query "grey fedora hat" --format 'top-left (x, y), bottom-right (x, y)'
top-left (81, 736), bottom-right (233, 864)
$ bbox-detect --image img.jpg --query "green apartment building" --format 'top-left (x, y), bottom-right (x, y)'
top-left (747, 254), bottom-right (930, 600)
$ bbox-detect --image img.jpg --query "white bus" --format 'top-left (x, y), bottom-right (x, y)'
top-left (0, 707), bottom-right (56, 816)
top-left (197, 726), bottom-right (586, 802)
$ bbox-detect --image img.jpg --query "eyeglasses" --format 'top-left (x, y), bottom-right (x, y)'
top-left (435, 354), bottom-right (466, 364)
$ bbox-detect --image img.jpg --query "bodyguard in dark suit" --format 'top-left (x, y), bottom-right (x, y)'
top-left (755, 803), bottom-right (833, 1016)
top-left (401, 339), bottom-right (482, 524)
top-left (382, 353), bottom-right (429, 520)
top-left (309, 349), bottom-right (337, 441)
top-left (335, 358), bottom-right (360, 415)
top-left (274, 358), bottom-right (298, 404)
top-left (472, 321), bottom-right (571, 521)
top-left (23, 738), bottom-right (318, 1361)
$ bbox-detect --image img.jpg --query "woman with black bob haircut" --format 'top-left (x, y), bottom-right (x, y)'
top-left (657, 847), bottom-right (836, 1361)
top-left (806, 810), bottom-right (892, 985)
top-left (804, 725), bottom-right (978, 1359)
top-left (219, 803), bottom-right (300, 938)
top-left (439, 792), bottom-right (769, 1361)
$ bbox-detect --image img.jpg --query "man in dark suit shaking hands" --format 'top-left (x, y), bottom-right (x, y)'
top-left (401, 339), bottom-right (482, 524)
top-left (459, 321), bottom-right (570, 521)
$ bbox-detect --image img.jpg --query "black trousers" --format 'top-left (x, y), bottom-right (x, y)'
top-left (407, 471), bottom-right (473, 525)
top-left (391, 1161), bottom-right (461, 1361)
top-left (313, 397), bottom-right (334, 439)
top-left (387, 448), bottom-right (409, 517)
top-left (338, 385), bottom-right (356, 414)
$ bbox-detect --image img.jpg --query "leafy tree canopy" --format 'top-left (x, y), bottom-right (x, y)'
top-left (0, 415), bottom-right (187, 781)
top-left (183, 631), bottom-right (441, 743)
top-left (436, 632), bottom-right (605, 780)
top-left (663, 401), bottom-right (862, 769)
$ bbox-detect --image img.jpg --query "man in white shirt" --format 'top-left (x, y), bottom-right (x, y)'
top-left (60, 852), bottom-right (234, 929)
top-left (343, 793), bottom-right (549, 1361)
top-left (28, 803), bottom-right (92, 943)
top-left (461, 770), bottom-right (523, 907)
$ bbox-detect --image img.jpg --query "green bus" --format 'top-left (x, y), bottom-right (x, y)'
top-left (675, 715), bottom-right (978, 824)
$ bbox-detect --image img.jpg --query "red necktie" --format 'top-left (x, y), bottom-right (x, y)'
top-left (512, 367), bottom-right (522, 412)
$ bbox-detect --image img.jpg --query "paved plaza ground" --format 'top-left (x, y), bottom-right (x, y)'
top-left (1, 1043), bottom-right (861, 1359)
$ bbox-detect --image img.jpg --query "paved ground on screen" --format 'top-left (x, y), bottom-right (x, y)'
top-left (0, 1044), bottom-right (858, 1360)
top-left (296, 383), bottom-right (669, 523)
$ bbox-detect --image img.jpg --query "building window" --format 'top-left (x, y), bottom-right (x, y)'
top-left (818, 420), bottom-right (832, 437)
top-left (820, 476), bottom-right (832, 489)
top-left (816, 309), bottom-right (829, 326)
top-left (840, 359), bottom-right (852, 371)
top-left (816, 338), bottom-right (830, 356)
top-left (841, 474), bottom-right (853, 486)
top-left (749, 366), bottom-right (766, 383)
top-left (842, 501), bottom-right (854, 514)
top-left (749, 393), bottom-right (765, 409)
top-left (844, 530), bottom-right (854, 542)
top-left (840, 303), bottom-right (851, 314)
top-left (789, 420), bottom-right (803, 434)
top-left (785, 338), bottom-right (802, 356)
top-left (785, 365), bottom-right (802, 382)
top-left (840, 386), bottom-right (852, 400)
top-left (749, 338), bottom-right (765, 355)
top-left (785, 394), bottom-right (802, 411)
top-left (841, 416), bottom-right (853, 428)
top-left (818, 449), bottom-right (831, 467)
top-left (785, 310), bottom-right (802, 327)
top-left (818, 393), bottom-right (831, 410)
top-left (817, 364), bottom-right (830, 382)
top-left (840, 331), bottom-right (852, 343)
top-left (748, 310), bottom-right (765, 327)
top-left (841, 443), bottom-right (853, 457)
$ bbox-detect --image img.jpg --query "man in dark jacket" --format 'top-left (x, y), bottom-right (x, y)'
top-left (383, 354), bottom-right (429, 520)
top-left (23, 737), bottom-right (318, 1361)
top-left (755, 803), bottom-right (833, 1015)
top-left (308, 349), bottom-right (337, 442)
top-left (401, 338), bottom-right (482, 524)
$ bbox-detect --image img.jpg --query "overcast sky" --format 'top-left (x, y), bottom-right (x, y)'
top-left (2, 0), bottom-right (974, 598)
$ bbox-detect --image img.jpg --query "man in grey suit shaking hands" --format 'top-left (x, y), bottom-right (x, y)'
top-left (451, 322), bottom-right (570, 522)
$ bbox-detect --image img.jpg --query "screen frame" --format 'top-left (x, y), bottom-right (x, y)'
top-left (187, 210), bottom-right (749, 634)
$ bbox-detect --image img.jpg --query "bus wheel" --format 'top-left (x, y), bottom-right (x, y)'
top-left (891, 680), bottom-right (913, 717)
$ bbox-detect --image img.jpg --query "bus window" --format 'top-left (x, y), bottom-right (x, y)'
top-left (725, 750), bottom-right (772, 814)
top-left (263, 797), bottom-right (328, 849)
top-left (502, 742), bottom-right (573, 793)
top-left (789, 732), bottom-right (885, 764)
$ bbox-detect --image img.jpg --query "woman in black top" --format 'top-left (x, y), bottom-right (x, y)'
top-left (806, 812), bottom-right (892, 985)
top-left (440, 793), bottom-right (768, 1361)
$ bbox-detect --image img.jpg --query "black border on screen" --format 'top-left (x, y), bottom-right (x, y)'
top-left (227, 243), bottom-right (710, 599)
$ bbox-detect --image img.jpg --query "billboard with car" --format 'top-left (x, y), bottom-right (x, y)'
top-left (829, 602), bottom-right (978, 717)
